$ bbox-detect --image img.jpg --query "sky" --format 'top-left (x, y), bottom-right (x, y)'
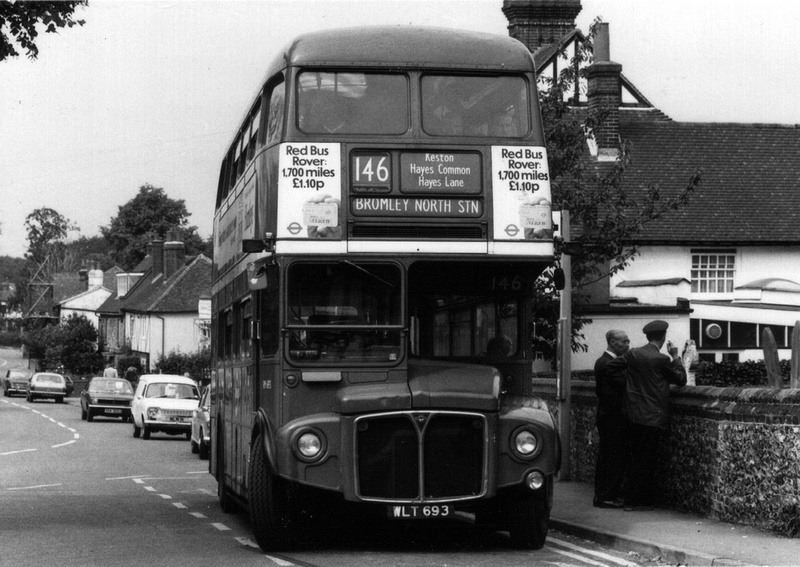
top-left (1, 0), bottom-right (799, 259)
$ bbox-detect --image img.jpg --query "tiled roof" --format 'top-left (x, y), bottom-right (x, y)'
top-left (122, 254), bottom-right (211, 314)
top-left (597, 117), bottom-right (800, 244)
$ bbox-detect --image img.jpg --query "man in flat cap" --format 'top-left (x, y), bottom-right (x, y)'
top-left (607, 320), bottom-right (687, 511)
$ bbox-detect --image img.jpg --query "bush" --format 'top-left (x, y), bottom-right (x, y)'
top-left (153, 347), bottom-right (211, 384)
top-left (695, 359), bottom-right (791, 388)
top-left (0, 330), bottom-right (22, 347)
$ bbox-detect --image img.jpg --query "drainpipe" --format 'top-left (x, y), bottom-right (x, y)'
top-left (156, 315), bottom-right (166, 366)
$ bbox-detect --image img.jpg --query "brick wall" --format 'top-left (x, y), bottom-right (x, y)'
top-left (533, 378), bottom-right (800, 536)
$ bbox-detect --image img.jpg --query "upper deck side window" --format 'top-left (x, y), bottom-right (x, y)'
top-left (297, 72), bottom-right (409, 135)
top-left (421, 75), bottom-right (530, 138)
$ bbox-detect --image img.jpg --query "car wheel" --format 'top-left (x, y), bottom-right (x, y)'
top-left (56, 397), bottom-right (64, 404)
top-left (133, 421), bottom-right (141, 438)
top-left (191, 437), bottom-right (199, 454)
top-left (80, 405), bottom-right (87, 420)
top-left (248, 431), bottom-right (297, 551)
top-left (142, 424), bottom-right (151, 440)
top-left (199, 435), bottom-right (209, 460)
top-left (87, 409), bottom-right (94, 422)
top-left (26, 393), bottom-right (33, 402)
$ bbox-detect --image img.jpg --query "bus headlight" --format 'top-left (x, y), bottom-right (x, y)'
top-left (511, 428), bottom-right (539, 459)
top-left (294, 429), bottom-right (326, 462)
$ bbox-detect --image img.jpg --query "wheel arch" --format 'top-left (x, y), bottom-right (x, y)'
top-left (251, 408), bottom-right (278, 474)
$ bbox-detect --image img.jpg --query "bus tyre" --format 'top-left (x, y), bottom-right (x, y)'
top-left (248, 432), bottom-right (295, 551)
top-left (506, 491), bottom-right (550, 550)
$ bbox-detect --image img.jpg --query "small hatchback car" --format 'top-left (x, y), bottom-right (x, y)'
top-left (3, 369), bottom-right (30, 397)
top-left (131, 374), bottom-right (200, 440)
top-left (26, 372), bottom-right (68, 403)
top-left (81, 377), bottom-right (134, 422)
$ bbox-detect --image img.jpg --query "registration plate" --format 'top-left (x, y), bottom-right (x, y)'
top-left (107, 409), bottom-right (122, 414)
top-left (387, 504), bottom-right (453, 519)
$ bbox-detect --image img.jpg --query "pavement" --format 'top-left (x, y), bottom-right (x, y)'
top-left (551, 480), bottom-right (799, 566)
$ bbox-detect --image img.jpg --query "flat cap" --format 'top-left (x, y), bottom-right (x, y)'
top-left (643, 320), bottom-right (669, 334)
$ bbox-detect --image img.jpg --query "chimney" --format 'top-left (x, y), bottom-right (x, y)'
top-left (88, 261), bottom-right (104, 288)
top-left (78, 268), bottom-right (89, 290)
top-left (502, 0), bottom-right (582, 54)
top-left (586, 22), bottom-right (622, 160)
top-left (163, 230), bottom-right (186, 279)
top-left (151, 238), bottom-right (164, 278)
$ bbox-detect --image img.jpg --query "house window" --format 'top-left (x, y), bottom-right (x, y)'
top-left (691, 250), bottom-right (735, 293)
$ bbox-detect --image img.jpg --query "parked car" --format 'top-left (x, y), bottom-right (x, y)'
top-left (190, 385), bottom-right (211, 459)
top-left (131, 374), bottom-right (200, 440)
top-left (3, 369), bottom-right (30, 397)
top-left (80, 377), bottom-right (134, 422)
top-left (26, 372), bottom-right (68, 403)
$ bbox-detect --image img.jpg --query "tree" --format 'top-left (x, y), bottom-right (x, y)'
top-left (22, 314), bottom-right (102, 375)
top-left (0, 1), bottom-right (87, 62)
top-left (531, 20), bottom-right (702, 361)
top-left (100, 184), bottom-right (206, 270)
top-left (24, 207), bottom-right (79, 281)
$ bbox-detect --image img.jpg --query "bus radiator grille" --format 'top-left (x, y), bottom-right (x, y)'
top-left (355, 412), bottom-right (485, 501)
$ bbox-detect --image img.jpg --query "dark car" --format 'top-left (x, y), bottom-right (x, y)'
top-left (190, 385), bottom-right (211, 459)
top-left (26, 372), bottom-right (68, 403)
top-left (80, 377), bottom-right (134, 422)
top-left (3, 369), bottom-right (30, 397)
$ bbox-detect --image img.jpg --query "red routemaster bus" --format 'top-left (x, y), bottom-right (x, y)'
top-left (211, 26), bottom-right (560, 551)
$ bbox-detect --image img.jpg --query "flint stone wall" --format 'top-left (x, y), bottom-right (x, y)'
top-left (533, 378), bottom-right (800, 536)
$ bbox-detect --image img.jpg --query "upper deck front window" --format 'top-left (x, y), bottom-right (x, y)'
top-left (297, 72), bottom-right (409, 135)
top-left (421, 75), bottom-right (530, 138)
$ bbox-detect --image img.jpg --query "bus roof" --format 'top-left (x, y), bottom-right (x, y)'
top-left (274, 26), bottom-right (536, 73)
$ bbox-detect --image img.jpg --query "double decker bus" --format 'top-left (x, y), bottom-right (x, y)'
top-left (211, 26), bottom-right (560, 551)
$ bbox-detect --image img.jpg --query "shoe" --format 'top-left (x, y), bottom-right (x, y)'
top-left (623, 505), bottom-right (655, 511)
top-left (593, 498), bottom-right (624, 509)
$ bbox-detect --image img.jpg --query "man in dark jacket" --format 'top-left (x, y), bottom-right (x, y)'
top-left (607, 320), bottom-right (687, 511)
top-left (593, 329), bottom-right (630, 508)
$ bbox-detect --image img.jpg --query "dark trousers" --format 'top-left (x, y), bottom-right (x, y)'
top-left (594, 413), bottom-right (628, 502)
top-left (625, 422), bottom-right (662, 507)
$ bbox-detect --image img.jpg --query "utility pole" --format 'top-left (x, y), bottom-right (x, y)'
top-left (556, 210), bottom-right (572, 479)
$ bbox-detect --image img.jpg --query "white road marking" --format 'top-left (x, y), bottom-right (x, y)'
top-left (133, 478), bottom-right (147, 484)
top-left (7, 483), bottom-right (63, 491)
top-left (172, 502), bottom-right (188, 509)
top-left (264, 555), bottom-right (296, 566)
top-left (107, 475), bottom-right (151, 481)
top-left (546, 546), bottom-right (612, 567)
top-left (51, 440), bottom-right (76, 448)
top-left (548, 536), bottom-right (641, 566)
top-left (190, 512), bottom-right (207, 519)
top-left (143, 486), bottom-right (156, 492)
top-left (186, 470), bottom-right (208, 475)
top-left (1, 448), bottom-right (37, 456)
top-left (236, 537), bottom-right (260, 549)
top-left (210, 522), bottom-right (231, 531)
top-left (158, 493), bottom-right (172, 499)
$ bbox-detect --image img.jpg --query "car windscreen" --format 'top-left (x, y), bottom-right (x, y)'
top-left (34, 374), bottom-right (64, 384)
top-left (144, 382), bottom-right (199, 400)
top-left (89, 379), bottom-right (133, 394)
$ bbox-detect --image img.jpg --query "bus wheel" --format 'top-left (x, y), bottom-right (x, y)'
top-left (248, 432), bottom-right (294, 551)
top-left (505, 491), bottom-right (550, 550)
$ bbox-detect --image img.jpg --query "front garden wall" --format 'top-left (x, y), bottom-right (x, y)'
top-left (533, 379), bottom-right (800, 537)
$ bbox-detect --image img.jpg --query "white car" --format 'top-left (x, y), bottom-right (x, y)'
top-left (131, 374), bottom-right (200, 440)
